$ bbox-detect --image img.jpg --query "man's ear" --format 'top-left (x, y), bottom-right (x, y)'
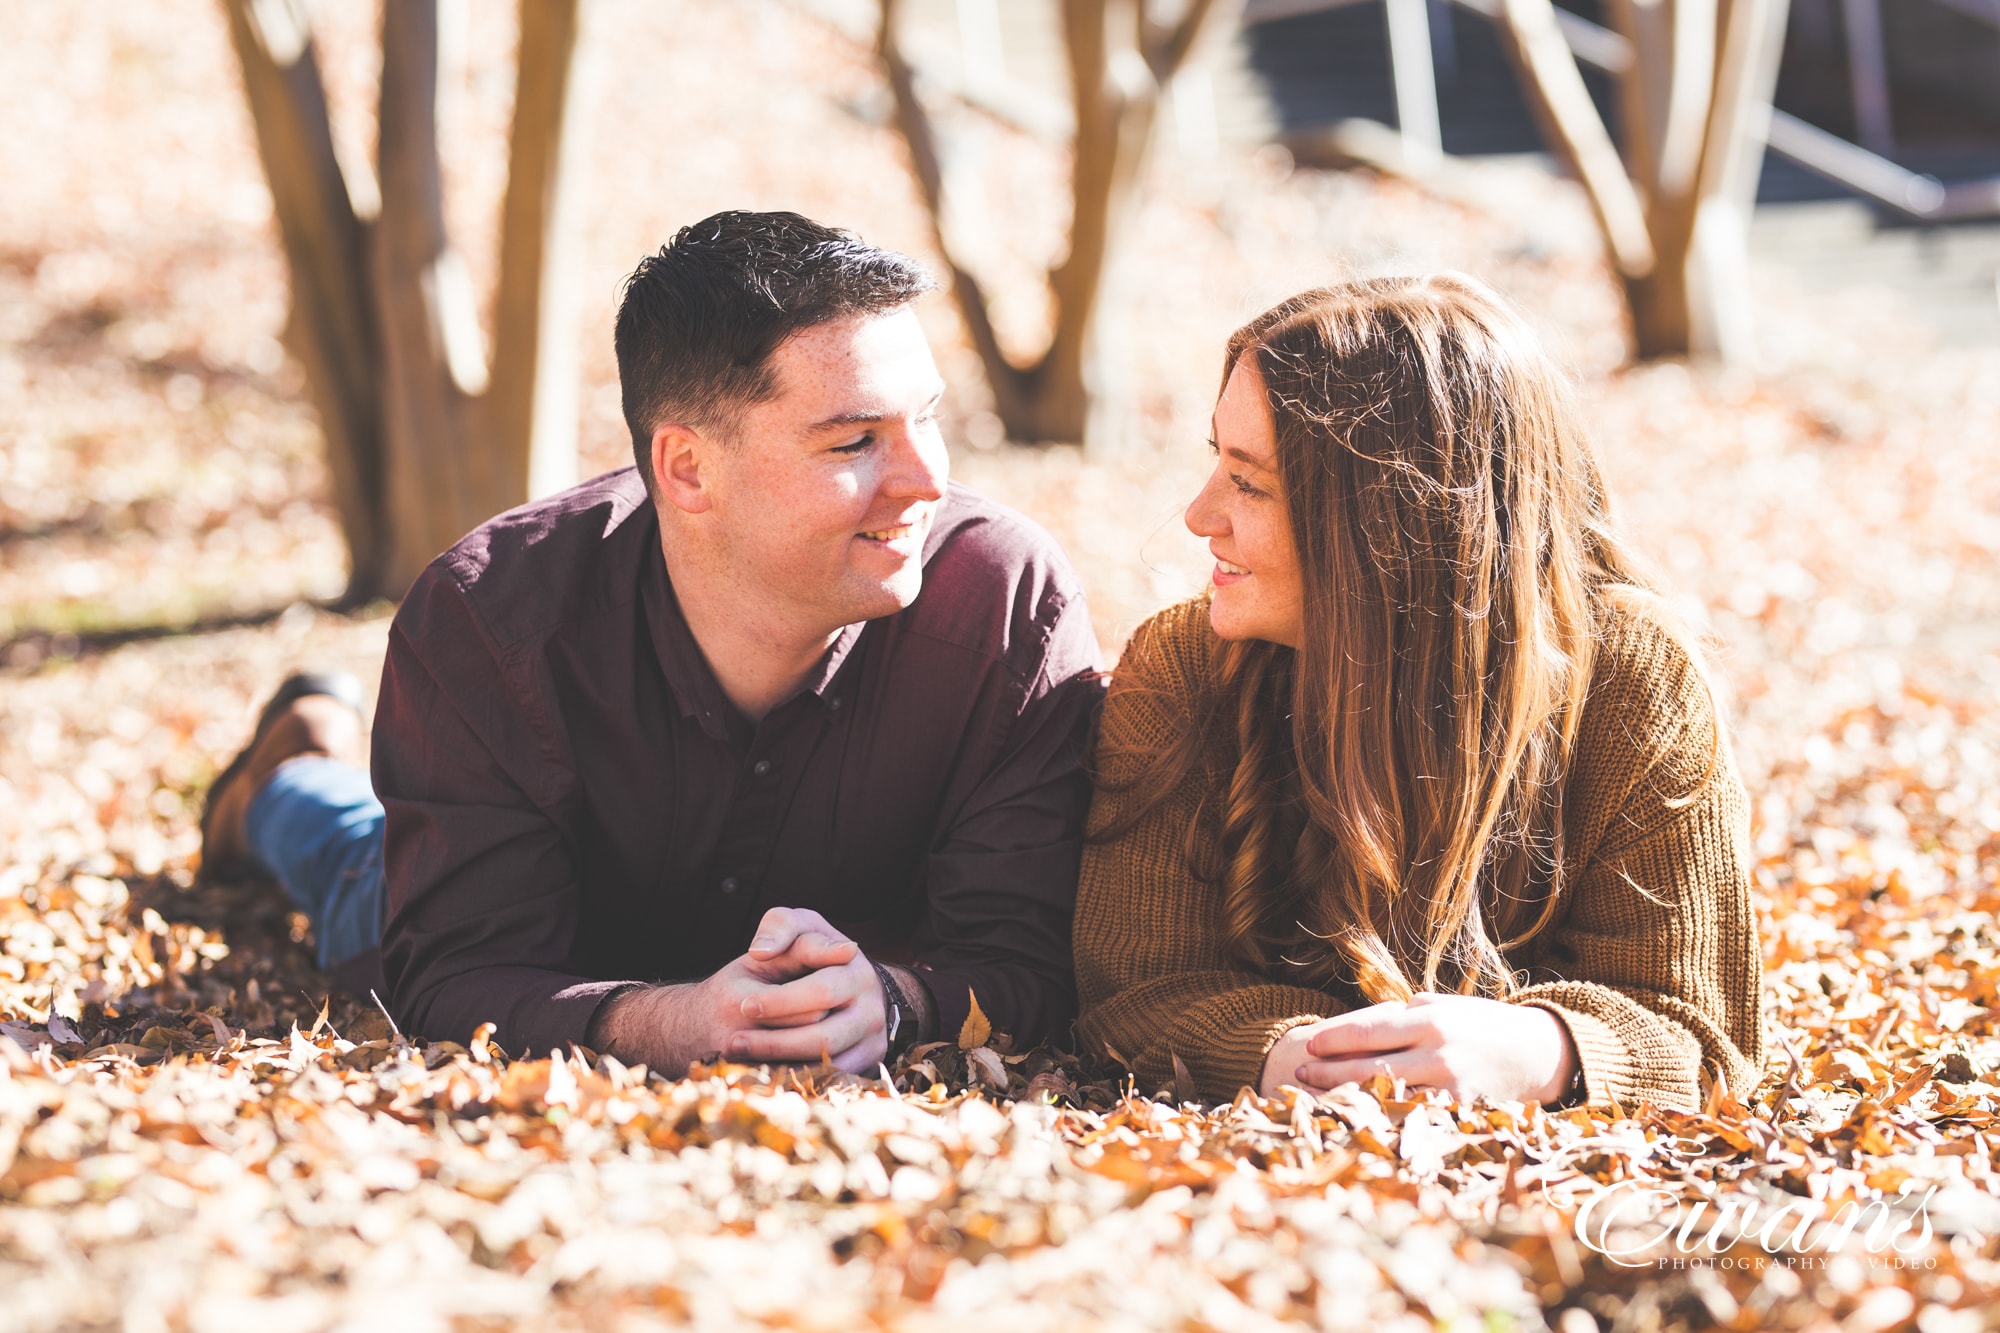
top-left (651, 422), bottom-right (712, 515)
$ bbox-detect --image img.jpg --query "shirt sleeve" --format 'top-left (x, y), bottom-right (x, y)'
top-left (374, 564), bottom-right (635, 1055)
top-left (907, 589), bottom-right (1106, 1050)
top-left (1511, 624), bottom-right (1766, 1112)
top-left (1072, 607), bottom-right (1337, 1099)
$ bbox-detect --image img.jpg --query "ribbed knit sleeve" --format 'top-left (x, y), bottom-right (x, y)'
top-left (1074, 601), bottom-right (1337, 1097)
top-left (1511, 611), bottom-right (1765, 1112)
top-left (1074, 596), bottom-right (1764, 1111)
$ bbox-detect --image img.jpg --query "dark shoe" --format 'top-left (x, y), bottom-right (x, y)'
top-left (200, 671), bottom-right (366, 881)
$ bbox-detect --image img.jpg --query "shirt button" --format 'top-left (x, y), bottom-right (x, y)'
top-left (752, 759), bottom-right (772, 777)
top-left (826, 696), bottom-right (843, 714)
top-left (720, 876), bottom-right (740, 895)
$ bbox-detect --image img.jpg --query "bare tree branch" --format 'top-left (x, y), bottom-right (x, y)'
top-left (1697, 0), bottom-right (1790, 209)
top-left (1141, 0), bottom-right (1242, 84)
top-left (220, 0), bottom-right (387, 597)
top-left (371, 0), bottom-right (479, 582)
top-left (877, 0), bottom-right (1030, 414)
top-left (1655, 0), bottom-right (1718, 203)
top-left (1497, 0), bottom-right (1656, 278)
top-left (1685, 0), bottom-right (1791, 358)
top-left (485, 0), bottom-right (588, 516)
top-left (879, 0), bottom-right (1240, 443)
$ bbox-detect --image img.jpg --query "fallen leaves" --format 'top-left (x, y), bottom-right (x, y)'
top-left (6, 1), bottom-right (2000, 1330)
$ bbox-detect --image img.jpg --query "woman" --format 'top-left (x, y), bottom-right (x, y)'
top-left (1074, 275), bottom-right (1763, 1110)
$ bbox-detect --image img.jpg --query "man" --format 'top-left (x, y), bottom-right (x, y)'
top-left (201, 211), bottom-right (1104, 1073)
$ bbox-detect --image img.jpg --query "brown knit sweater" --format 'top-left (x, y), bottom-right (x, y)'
top-left (1073, 597), bottom-right (1765, 1110)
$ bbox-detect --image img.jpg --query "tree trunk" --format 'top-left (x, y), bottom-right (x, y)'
top-left (880, 0), bottom-right (1239, 450)
top-left (224, 0), bottom-right (589, 601)
top-left (1620, 211), bottom-right (1696, 359)
top-left (1498, 0), bottom-right (1787, 362)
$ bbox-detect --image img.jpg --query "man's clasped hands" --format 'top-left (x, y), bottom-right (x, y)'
top-left (588, 907), bottom-right (893, 1075)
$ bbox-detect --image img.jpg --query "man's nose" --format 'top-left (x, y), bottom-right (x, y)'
top-left (884, 424), bottom-right (947, 502)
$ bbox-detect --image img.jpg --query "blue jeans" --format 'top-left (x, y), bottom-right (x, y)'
top-left (244, 757), bottom-right (386, 970)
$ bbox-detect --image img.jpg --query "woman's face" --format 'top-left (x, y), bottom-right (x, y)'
top-left (1185, 357), bottom-right (1305, 648)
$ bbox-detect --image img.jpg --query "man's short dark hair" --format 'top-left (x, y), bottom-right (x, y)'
top-left (614, 210), bottom-right (935, 491)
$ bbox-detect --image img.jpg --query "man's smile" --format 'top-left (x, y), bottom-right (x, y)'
top-left (855, 509), bottom-right (934, 553)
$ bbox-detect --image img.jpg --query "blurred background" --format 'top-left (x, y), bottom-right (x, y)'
top-left (3, 0), bottom-right (1999, 880)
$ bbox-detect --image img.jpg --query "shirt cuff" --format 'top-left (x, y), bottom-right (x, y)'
top-left (909, 963), bottom-right (981, 1047)
top-left (480, 975), bottom-right (646, 1058)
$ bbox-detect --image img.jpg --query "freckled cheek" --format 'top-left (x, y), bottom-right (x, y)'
top-left (831, 461), bottom-right (872, 506)
top-left (759, 470), bottom-right (867, 553)
top-left (1235, 512), bottom-right (1272, 571)
top-left (794, 460), bottom-right (867, 517)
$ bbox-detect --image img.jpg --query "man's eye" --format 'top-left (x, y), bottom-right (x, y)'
top-left (832, 433), bottom-right (874, 454)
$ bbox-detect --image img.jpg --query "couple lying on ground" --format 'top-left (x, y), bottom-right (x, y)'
top-left (200, 210), bottom-right (1764, 1111)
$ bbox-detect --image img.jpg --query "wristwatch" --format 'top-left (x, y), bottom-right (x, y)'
top-left (871, 961), bottom-right (906, 1058)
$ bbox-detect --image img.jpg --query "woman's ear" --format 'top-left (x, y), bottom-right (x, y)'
top-left (651, 422), bottom-right (712, 515)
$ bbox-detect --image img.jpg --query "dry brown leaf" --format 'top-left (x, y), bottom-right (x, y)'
top-left (957, 990), bottom-right (992, 1051)
top-left (965, 1046), bottom-right (1010, 1092)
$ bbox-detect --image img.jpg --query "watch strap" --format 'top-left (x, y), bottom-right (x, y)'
top-left (871, 961), bottom-right (907, 1058)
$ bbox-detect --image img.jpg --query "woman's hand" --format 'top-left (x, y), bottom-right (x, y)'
top-left (1259, 994), bottom-right (1579, 1104)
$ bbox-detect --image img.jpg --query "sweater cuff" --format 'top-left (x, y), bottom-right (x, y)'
top-left (1197, 1012), bottom-right (1326, 1100)
top-left (1516, 999), bottom-right (1630, 1108)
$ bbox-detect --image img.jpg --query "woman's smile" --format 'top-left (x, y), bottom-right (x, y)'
top-left (1212, 552), bottom-right (1251, 583)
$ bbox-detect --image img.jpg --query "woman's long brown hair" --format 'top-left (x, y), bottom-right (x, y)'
top-left (1114, 274), bottom-right (1666, 1003)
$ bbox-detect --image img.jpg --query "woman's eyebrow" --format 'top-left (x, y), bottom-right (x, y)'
top-left (1221, 442), bottom-right (1275, 470)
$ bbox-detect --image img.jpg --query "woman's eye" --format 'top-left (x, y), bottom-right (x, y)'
top-left (1206, 437), bottom-right (1220, 456)
top-left (1230, 473), bottom-right (1262, 498)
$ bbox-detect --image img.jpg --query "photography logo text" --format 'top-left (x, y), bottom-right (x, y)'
top-left (1571, 1178), bottom-right (1938, 1270)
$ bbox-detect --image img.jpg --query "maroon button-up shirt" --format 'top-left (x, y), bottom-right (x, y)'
top-left (372, 468), bottom-right (1104, 1058)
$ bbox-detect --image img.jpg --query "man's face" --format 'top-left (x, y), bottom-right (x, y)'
top-left (697, 308), bottom-right (949, 636)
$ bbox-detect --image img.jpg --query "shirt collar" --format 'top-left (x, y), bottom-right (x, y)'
top-left (642, 525), bottom-right (871, 741)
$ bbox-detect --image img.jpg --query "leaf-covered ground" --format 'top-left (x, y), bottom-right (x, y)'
top-left (6, 2), bottom-right (2000, 1330)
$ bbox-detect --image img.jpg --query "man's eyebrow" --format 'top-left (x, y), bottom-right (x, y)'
top-left (807, 408), bottom-right (892, 433)
top-left (805, 386), bottom-right (946, 435)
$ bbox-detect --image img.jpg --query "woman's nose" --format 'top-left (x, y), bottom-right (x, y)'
top-left (1185, 472), bottom-right (1225, 538)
